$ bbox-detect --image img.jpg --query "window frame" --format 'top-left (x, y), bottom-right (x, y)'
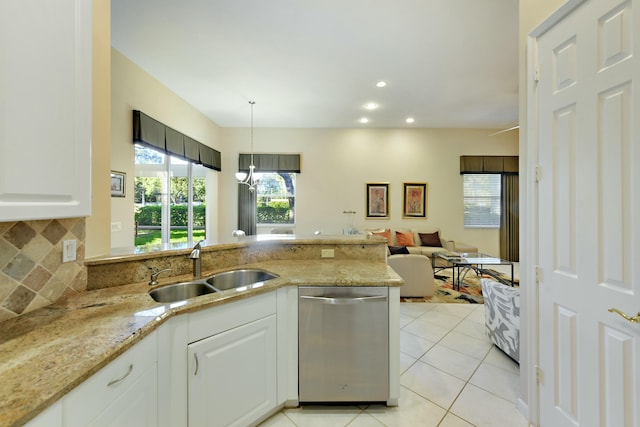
top-left (134, 144), bottom-right (208, 248)
top-left (255, 172), bottom-right (296, 227)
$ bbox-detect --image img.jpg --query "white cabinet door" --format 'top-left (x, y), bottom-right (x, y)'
top-left (188, 315), bottom-right (277, 427)
top-left (25, 401), bottom-right (62, 427)
top-left (63, 332), bottom-right (157, 427)
top-left (0, 0), bottom-right (92, 221)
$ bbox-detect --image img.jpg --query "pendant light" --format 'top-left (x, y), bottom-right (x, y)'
top-left (235, 100), bottom-right (262, 191)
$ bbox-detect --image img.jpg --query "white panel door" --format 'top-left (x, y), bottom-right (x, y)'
top-left (0, 0), bottom-right (92, 221)
top-left (535, 0), bottom-right (640, 426)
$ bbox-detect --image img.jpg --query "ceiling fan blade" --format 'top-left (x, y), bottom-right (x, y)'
top-left (488, 125), bottom-right (520, 136)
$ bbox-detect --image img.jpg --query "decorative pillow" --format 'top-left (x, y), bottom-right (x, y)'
top-left (372, 229), bottom-right (392, 245)
top-left (419, 231), bottom-right (442, 247)
top-left (388, 245), bottom-right (410, 255)
top-left (395, 231), bottom-right (415, 247)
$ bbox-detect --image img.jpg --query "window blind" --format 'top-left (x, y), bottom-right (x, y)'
top-left (463, 174), bottom-right (501, 228)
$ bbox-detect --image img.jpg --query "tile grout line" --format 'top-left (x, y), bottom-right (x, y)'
top-left (400, 305), bottom-right (488, 426)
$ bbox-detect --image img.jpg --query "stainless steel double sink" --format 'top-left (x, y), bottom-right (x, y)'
top-left (149, 269), bottom-right (279, 303)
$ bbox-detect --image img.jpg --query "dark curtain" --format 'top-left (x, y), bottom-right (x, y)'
top-left (237, 184), bottom-right (256, 235)
top-left (500, 174), bottom-right (519, 261)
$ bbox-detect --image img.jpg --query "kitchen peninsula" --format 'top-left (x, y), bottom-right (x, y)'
top-left (0, 235), bottom-right (401, 427)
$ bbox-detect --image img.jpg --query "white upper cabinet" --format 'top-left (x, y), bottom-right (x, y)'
top-left (0, 0), bottom-right (92, 221)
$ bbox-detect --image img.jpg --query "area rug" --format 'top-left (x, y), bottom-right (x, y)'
top-left (400, 268), bottom-right (519, 304)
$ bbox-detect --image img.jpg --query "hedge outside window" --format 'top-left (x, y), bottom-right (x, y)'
top-left (256, 173), bottom-right (296, 225)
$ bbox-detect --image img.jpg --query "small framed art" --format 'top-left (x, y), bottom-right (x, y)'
top-left (110, 171), bottom-right (126, 197)
top-left (366, 183), bottom-right (389, 219)
top-left (403, 182), bottom-right (427, 218)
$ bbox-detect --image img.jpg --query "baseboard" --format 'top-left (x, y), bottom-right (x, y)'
top-left (516, 398), bottom-right (532, 425)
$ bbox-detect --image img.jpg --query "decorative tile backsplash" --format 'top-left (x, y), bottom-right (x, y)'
top-left (0, 218), bottom-right (86, 322)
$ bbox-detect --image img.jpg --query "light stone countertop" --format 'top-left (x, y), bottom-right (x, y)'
top-left (0, 259), bottom-right (402, 427)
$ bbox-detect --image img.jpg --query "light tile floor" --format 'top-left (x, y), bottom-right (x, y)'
top-left (260, 303), bottom-right (528, 427)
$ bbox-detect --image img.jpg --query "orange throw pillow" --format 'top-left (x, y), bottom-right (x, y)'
top-left (372, 229), bottom-right (392, 245)
top-left (395, 231), bottom-right (415, 247)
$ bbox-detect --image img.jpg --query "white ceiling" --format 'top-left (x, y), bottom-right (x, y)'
top-left (111, 0), bottom-right (519, 129)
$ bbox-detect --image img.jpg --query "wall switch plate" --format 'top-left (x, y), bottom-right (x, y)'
top-left (321, 249), bottom-right (335, 258)
top-left (62, 239), bottom-right (77, 263)
top-left (111, 222), bottom-right (122, 232)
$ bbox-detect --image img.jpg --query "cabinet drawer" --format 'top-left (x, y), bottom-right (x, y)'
top-left (63, 332), bottom-right (157, 426)
top-left (188, 291), bottom-right (276, 343)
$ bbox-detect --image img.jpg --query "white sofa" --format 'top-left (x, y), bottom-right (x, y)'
top-left (387, 254), bottom-right (435, 297)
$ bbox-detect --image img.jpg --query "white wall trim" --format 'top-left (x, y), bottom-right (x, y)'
top-left (529, 0), bottom-right (587, 38)
top-left (522, 33), bottom-right (541, 427)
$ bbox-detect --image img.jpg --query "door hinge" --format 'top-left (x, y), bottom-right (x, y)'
top-left (534, 63), bottom-right (540, 84)
top-left (535, 365), bottom-right (545, 384)
top-left (535, 165), bottom-right (541, 182)
top-left (535, 265), bottom-right (543, 284)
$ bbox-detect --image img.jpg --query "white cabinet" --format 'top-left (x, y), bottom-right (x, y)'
top-left (62, 332), bottom-right (157, 427)
top-left (25, 401), bottom-right (62, 427)
top-left (188, 315), bottom-right (277, 427)
top-left (186, 292), bottom-right (279, 427)
top-left (0, 0), bottom-right (92, 221)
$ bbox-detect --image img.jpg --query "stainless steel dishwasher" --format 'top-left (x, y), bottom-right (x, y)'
top-left (298, 286), bottom-right (389, 403)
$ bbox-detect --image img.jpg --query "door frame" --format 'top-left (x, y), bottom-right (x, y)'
top-left (523, 1), bottom-right (589, 425)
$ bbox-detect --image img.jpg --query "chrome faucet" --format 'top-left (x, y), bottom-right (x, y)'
top-left (149, 268), bottom-right (171, 286)
top-left (189, 240), bottom-right (205, 278)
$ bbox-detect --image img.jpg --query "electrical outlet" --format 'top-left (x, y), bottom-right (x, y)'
top-left (321, 249), bottom-right (335, 258)
top-left (111, 222), bottom-right (122, 232)
top-left (62, 239), bottom-right (77, 263)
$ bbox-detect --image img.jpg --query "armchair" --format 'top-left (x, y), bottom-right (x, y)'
top-left (481, 278), bottom-right (520, 362)
top-left (387, 254), bottom-right (435, 297)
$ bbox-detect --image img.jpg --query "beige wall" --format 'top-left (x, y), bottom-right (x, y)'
top-left (219, 127), bottom-right (518, 255)
top-left (85, 0), bottom-right (111, 259)
top-left (110, 48), bottom-right (223, 250)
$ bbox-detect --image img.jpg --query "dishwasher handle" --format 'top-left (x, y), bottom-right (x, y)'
top-left (300, 295), bottom-right (387, 305)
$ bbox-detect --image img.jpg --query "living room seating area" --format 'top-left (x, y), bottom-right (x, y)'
top-left (370, 228), bottom-right (478, 259)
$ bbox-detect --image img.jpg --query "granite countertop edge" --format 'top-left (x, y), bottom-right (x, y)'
top-left (0, 259), bottom-right (402, 427)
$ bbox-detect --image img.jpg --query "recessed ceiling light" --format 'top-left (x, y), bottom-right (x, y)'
top-left (365, 102), bottom-right (379, 110)
top-left (375, 81), bottom-right (387, 88)
top-left (406, 117), bottom-right (415, 124)
top-left (359, 117), bottom-right (369, 124)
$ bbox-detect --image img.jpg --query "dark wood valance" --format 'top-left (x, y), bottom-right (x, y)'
top-left (460, 155), bottom-right (518, 174)
top-left (133, 110), bottom-right (221, 171)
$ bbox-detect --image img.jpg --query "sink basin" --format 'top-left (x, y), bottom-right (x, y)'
top-left (206, 269), bottom-right (279, 291)
top-left (149, 281), bottom-right (217, 303)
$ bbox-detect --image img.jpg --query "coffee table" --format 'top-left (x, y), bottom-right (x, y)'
top-left (432, 252), bottom-right (515, 290)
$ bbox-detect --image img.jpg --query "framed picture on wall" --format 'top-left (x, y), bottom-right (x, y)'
top-left (402, 182), bottom-right (427, 218)
top-left (366, 183), bottom-right (389, 219)
top-left (110, 171), bottom-right (126, 197)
